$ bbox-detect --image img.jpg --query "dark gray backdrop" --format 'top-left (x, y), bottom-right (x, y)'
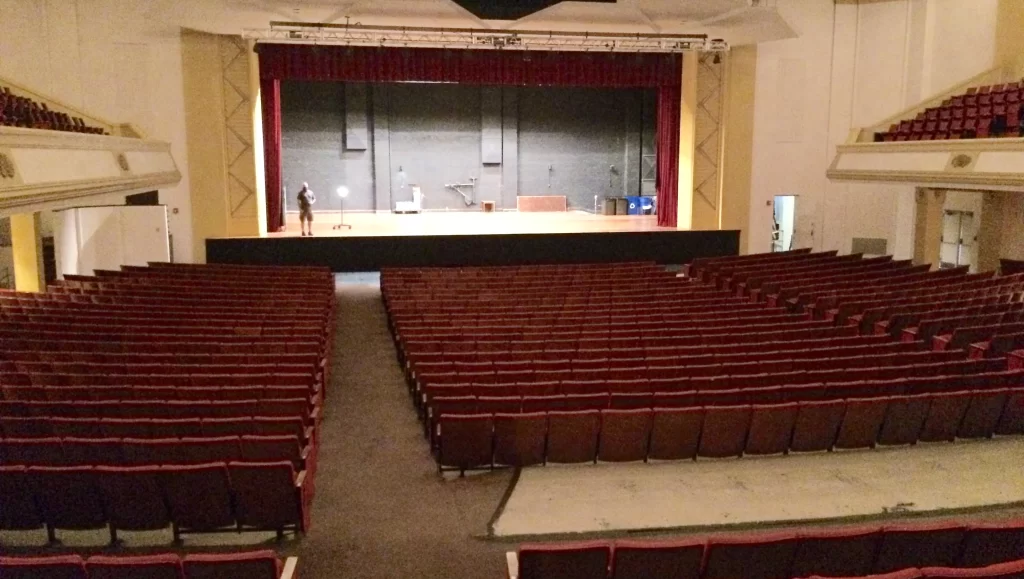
top-left (281, 80), bottom-right (656, 213)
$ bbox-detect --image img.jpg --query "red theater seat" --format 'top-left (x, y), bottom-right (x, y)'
top-left (86, 554), bottom-right (185, 579)
top-left (493, 412), bottom-right (547, 467)
top-left (921, 559), bottom-right (1024, 578)
top-left (229, 461), bottom-right (309, 536)
top-left (183, 550), bottom-right (282, 579)
top-left (546, 411), bottom-right (600, 463)
top-left (877, 396), bottom-right (930, 446)
top-left (958, 389), bottom-right (1009, 438)
top-left (29, 466), bottom-right (107, 540)
top-left (791, 526), bottom-right (883, 578)
top-left (648, 407), bottom-right (703, 460)
top-left (995, 390), bottom-right (1024, 436)
top-left (745, 402), bottom-right (799, 455)
top-left (0, 554), bottom-right (88, 579)
top-left (438, 414), bottom-right (494, 473)
top-left (94, 465), bottom-right (171, 535)
top-left (790, 399), bottom-right (846, 452)
top-left (957, 519), bottom-right (1024, 567)
top-left (699, 405), bottom-right (752, 458)
top-left (919, 392), bottom-right (972, 442)
top-left (703, 531), bottom-right (798, 579)
top-left (874, 521), bottom-right (967, 573)
top-left (517, 541), bottom-right (611, 579)
top-left (160, 463), bottom-right (235, 539)
top-left (0, 465), bottom-right (44, 530)
top-left (598, 409), bottom-right (653, 462)
top-left (835, 398), bottom-right (890, 449)
top-left (609, 538), bottom-right (704, 579)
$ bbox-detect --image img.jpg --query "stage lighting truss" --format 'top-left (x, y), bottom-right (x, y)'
top-left (243, 23), bottom-right (729, 54)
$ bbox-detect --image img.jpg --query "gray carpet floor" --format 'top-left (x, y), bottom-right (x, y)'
top-left (288, 279), bottom-right (513, 578)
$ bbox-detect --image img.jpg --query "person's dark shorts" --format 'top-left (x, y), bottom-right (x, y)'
top-left (299, 207), bottom-right (314, 222)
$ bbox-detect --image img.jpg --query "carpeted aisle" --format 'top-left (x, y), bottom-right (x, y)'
top-left (292, 277), bottom-right (513, 578)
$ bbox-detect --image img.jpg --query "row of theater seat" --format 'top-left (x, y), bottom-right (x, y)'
top-left (403, 334), bottom-right (899, 364)
top-left (0, 416), bottom-right (311, 440)
top-left (895, 307), bottom-right (1024, 342)
top-left (846, 292), bottom-right (1023, 336)
top-left (436, 387), bottom-right (1024, 473)
top-left (873, 81), bottom-right (1024, 142)
top-left (0, 460), bottom-right (310, 544)
top-left (732, 256), bottom-right (940, 297)
top-left (424, 369), bottom-right (1024, 429)
top-left (415, 351), bottom-right (984, 392)
top-left (0, 263), bottom-right (334, 545)
top-left (419, 361), bottom-right (1015, 413)
top-left (935, 321), bottom-right (1024, 351)
top-left (0, 336), bottom-right (325, 355)
top-left (1, 384), bottom-right (316, 402)
top-left (410, 340), bottom-right (932, 374)
top-left (0, 398), bottom-right (317, 423)
top-left (0, 550), bottom-right (296, 579)
top-left (974, 333), bottom-right (1024, 359)
top-left (819, 276), bottom-right (1022, 324)
top-left (0, 434), bottom-right (311, 469)
top-left (507, 519), bottom-right (1024, 579)
top-left (384, 257), bottom-right (1024, 466)
top-left (0, 86), bottom-right (105, 134)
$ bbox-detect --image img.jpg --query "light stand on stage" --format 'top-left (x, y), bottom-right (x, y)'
top-left (333, 186), bottom-right (352, 230)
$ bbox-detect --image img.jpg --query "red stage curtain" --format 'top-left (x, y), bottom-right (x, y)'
top-left (655, 84), bottom-right (681, 228)
top-left (258, 45), bottom-right (681, 88)
top-left (260, 77), bottom-right (284, 232)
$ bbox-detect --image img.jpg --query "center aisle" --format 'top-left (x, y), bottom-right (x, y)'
top-left (294, 276), bottom-right (512, 578)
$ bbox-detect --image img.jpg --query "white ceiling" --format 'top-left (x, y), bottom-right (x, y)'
top-left (144, 0), bottom-right (796, 46)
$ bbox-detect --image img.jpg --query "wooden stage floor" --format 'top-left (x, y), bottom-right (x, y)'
top-left (269, 211), bottom-right (671, 238)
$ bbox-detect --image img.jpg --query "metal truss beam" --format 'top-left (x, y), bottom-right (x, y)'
top-left (242, 23), bottom-right (729, 53)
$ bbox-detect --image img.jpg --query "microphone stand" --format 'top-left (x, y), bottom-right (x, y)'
top-left (333, 193), bottom-right (352, 230)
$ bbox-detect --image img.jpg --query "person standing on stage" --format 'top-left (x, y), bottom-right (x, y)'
top-left (297, 182), bottom-right (316, 236)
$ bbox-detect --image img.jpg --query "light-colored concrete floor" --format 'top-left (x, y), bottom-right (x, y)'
top-left (492, 437), bottom-right (1024, 539)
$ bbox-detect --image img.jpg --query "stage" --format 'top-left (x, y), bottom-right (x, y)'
top-left (270, 211), bottom-right (670, 238)
top-left (206, 211), bottom-right (740, 271)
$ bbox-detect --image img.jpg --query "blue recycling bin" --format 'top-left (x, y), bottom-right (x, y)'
top-left (639, 197), bottom-right (655, 215)
top-left (625, 196), bottom-right (643, 215)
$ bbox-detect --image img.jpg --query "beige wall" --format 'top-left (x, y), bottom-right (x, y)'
top-left (913, 188), bottom-right (944, 268)
top-left (978, 191), bottom-right (1005, 274)
top-left (182, 30), bottom-right (229, 263)
top-left (0, 0), bottom-right (194, 262)
top-left (181, 30), bottom-right (262, 262)
top-left (996, 0), bottom-right (1024, 76)
top-left (998, 193), bottom-right (1024, 261)
top-left (720, 46), bottom-right (757, 254)
top-left (747, 0), bottom-right (1000, 257)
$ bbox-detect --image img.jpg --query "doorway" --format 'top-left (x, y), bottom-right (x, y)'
top-left (940, 209), bottom-right (975, 270)
top-left (773, 195), bottom-right (797, 252)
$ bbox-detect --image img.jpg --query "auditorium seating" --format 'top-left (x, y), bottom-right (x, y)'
top-left (0, 263), bottom-right (333, 544)
top-left (0, 550), bottom-right (297, 579)
top-left (505, 519), bottom-right (1024, 579)
top-left (381, 257), bottom-right (1024, 474)
top-left (874, 80), bottom-right (1024, 141)
top-left (0, 85), bottom-right (106, 134)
